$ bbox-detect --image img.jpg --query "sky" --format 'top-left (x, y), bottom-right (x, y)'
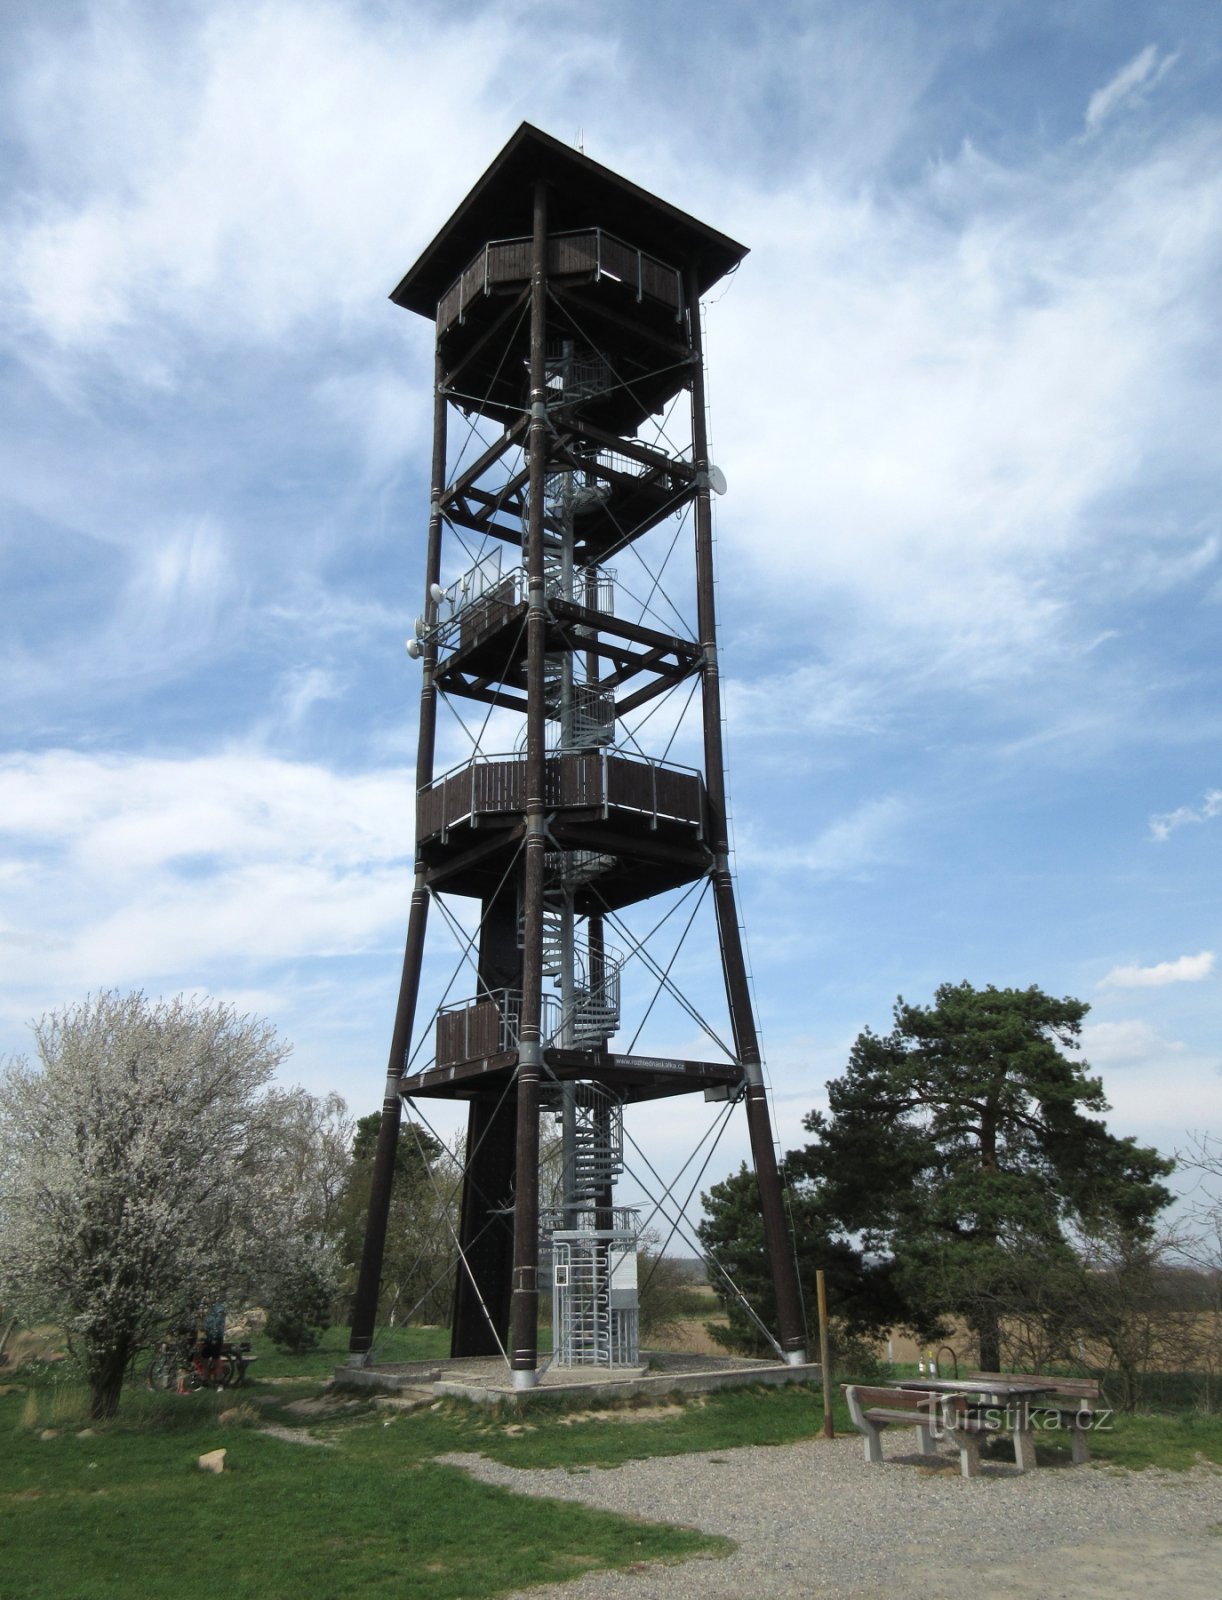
top-left (2, 0), bottom-right (1221, 1243)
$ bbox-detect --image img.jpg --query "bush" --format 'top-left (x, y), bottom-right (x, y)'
top-left (265, 1255), bottom-right (337, 1355)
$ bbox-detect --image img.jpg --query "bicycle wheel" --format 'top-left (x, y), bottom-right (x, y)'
top-left (144, 1348), bottom-right (174, 1391)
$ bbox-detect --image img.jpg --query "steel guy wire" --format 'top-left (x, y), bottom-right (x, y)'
top-left (626, 877), bottom-right (711, 1054)
top-left (587, 882), bottom-right (736, 1061)
top-left (636, 1094), bottom-right (738, 1301)
top-left (402, 838), bottom-right (526, 1072)
top-left (404, 1107), bottom-right (510, 1366)
top-left (630, 1087), bottom-right (736, 1242)
top-left (617, 1126), bottom-right (785, 1359)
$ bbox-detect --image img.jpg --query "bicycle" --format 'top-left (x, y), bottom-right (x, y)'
top-left (144, 1333), bottom-right (255, 1391)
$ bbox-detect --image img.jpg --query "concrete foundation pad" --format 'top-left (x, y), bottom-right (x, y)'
top-left (333, 1350), bottom-right (822, 1406)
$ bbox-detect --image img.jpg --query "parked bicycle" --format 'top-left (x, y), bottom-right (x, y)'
top-left (144, 1330), bottom-right (256, 1391)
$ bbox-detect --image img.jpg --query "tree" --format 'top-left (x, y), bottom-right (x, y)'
top-left (259, 1087), bottom-right (353, 1342)
top-left (698, 1162), bottom-right (904, 1357)
top-left (0, 992), bottom-right (289, 1418)
top-left (338, 1112), bottom-right (458, 1327)
top-left (799, 982), bottom-right (1174, 1370)
top-left (261, 1088), bottom-right (354, 1257)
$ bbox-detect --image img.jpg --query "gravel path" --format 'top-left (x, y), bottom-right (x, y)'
top-left (438, 1435), bottom-right (1222, 1599)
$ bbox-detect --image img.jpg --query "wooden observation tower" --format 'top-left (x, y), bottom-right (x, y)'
top-left (349, 124), bottom-right (806, 1385)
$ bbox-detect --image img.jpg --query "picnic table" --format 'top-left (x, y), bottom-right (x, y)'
top-left (897, 1376), bottom-right (1057, 1472)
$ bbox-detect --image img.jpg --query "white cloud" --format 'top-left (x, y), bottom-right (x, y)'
top-left (1086, 45), bottom-right (1178, 130)
top-left (1082, 1017), bottom-right (1182, 1065)
top-left (0, 748), bottom-right (415, 1023)
top-left (702, 113), bottom-right (1222, 699)
top-left (1081, 1018), bottom-right (1219, 1160)
top-left (724, 666), bottom-right (888, 741)
top-left (312, 367), bottom-right (431, 479)
top-left (1150, 789), bottom-right (1222, 841)
top-left (0, 3), bottom-right (554, 358)
top-left (1099, 951), bottom-right (1215, 989)
top-left (275, 666), bottom-right (345, 729)
top-left (738, 796), bottom-right (907, 878)
top-left (5, 4), bottom-right (1221, 733)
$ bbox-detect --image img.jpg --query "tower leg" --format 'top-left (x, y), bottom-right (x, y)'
top-left (687, 266), bottom-right (807, 1363)
top-left (451, 1090), bottom-right (517, 1356)
top-left (348, 877), bottom-right (430, 1359)
top-left (349, 348), bottom-right (448, 1363)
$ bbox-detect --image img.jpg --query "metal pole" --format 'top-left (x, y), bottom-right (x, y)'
top-left (817, 1268), bottom-right (834, 1438)
top-left (558, 453), bottom-right (579, 1229)
top-left (686, 267), bottom-right (807, 1364)
top-left (509, 178), bottom-right (549, 1388)
top-left (348, 348), bottom-right (448, 1362)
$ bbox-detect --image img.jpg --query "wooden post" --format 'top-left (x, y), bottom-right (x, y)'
top-left (687, 265), bottom-right (806, 1365)
top-left (348, 345), bottom-right (448, 1363)
top-left (816, 1268), bottom-right (834, 1438)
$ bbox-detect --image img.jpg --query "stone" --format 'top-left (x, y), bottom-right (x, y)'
top-left (197, 1448), bottom-right (227, 1473)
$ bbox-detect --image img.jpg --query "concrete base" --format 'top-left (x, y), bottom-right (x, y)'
top-left (333, 1349), bottom-right (822, 1407)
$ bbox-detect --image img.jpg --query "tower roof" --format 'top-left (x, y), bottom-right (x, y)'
top-left (390, 122), bottom-right (748, 320)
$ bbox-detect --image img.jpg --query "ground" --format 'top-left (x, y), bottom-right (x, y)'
top-left (451, 1434), bottom-right (1221, 1600)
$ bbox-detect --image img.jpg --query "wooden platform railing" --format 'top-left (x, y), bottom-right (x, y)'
top-left (438, 229), bottom-right (684, 332)
top-left (416, 751), bottom-right (705, 843)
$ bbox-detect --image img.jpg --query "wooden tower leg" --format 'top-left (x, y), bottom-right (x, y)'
top-left (348, 351), bottom-right (448, 1363)
top-left (687, 268), bottom-right (807, 1364)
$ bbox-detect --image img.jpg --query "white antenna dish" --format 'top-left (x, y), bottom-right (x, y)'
top-left (429, 582), bottom-right (445, 605)
top-left (707, 464), bottom-right (728, 496)
top-left (405, 638), bottom-right (421, 659)
top-left (413, 616), bottom-right (427, 639)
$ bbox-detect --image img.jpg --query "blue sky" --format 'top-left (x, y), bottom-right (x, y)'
top-left (2, 0), bottom-right (1220, 1222)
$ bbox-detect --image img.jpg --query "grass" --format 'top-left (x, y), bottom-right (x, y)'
top-left (1054, 1407), bottom-right (1222, 1472)
top-left (1, 1364), bottom-right (726, 1600)
top-left (464, 1384), bottom-right (839, 1470)
top-left (5, 1331), bottom-right (1221, 1600)
top-left (244, 1322), bottom-right (452, 1382)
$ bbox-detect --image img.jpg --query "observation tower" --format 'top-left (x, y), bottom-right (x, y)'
top-left (350, 124), bottom-right (806, 1385)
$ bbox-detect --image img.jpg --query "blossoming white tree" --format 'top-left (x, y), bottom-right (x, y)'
top-left (0, 991), bottom-right (290, 1418)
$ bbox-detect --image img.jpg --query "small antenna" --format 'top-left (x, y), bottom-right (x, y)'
top-left (577, 127), bottom-right (585, 154)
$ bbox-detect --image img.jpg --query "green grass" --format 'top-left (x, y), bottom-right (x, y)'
top-left (1040, 1407), bottom-right (1222, 1472)
top-left (1, 1375), bottom-right (726, 1600)
top-left (6, 1341), bottom-right (1221, 1600)
top-left (243, 1322), bottom-right (452, 1382)
top-left (464, 1383), bottom-right (837, 1470)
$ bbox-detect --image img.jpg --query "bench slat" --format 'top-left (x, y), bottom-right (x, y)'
top-left (842, 1385), bottom-right (934, 1409)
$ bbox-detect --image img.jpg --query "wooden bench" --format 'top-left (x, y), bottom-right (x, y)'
top-left (969, 1372), bottom-right (1102, 1464)
top-left (842, 1385), bottom-right (988, 1478)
